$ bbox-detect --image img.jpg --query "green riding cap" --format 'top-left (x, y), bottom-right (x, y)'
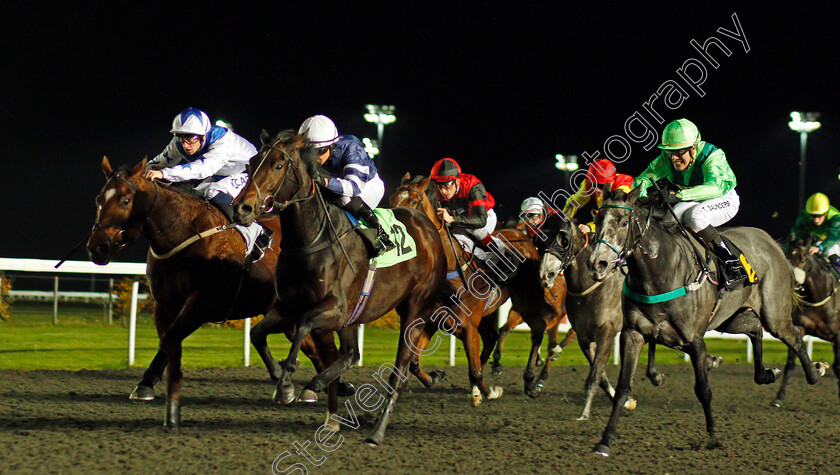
top-left (658, 119), bottom-right (701, 150)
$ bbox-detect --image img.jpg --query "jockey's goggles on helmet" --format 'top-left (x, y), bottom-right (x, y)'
top-left (666, 147), bottom-right (692, 157)
top-left (175, 133), bottom-right (202, 144)
top-left (317, 145), bottom-right (333, 156)
top-left (525, 212), bottom-right (542, 218)
top-left (434, 179), bottom-right (457, 188)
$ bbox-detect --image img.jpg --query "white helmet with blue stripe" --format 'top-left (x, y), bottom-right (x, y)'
top-left (299, 115), bottom-right (339, 149)
top-left (170, 108), bottom-right (211, 136)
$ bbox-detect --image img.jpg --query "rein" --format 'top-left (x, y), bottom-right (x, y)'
top-left (395, 185), bottom-right (445, 232)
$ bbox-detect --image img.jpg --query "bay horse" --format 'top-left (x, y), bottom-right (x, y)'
top-left (391, 173), bottom-right (569, 397)
top-left (87, 157), bottom-right (337, 429)
top-left (232, 130), bottom-right (448, 445)
top-left (588, 186), bottom-right (827, 456)
top-left (774, 237), bottom-right (840, 406)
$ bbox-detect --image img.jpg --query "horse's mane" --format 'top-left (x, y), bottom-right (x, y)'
top-left (607, 187), bottom-right (681, 233)
top-left (284, 129), bottom-right (333, 181)
top-left (113, 165), bottom-right (202, 200)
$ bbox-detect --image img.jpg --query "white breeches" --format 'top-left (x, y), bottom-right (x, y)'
top-left (194, 172), bottom-right (251, 202)
top-left (672, 189), bottom-right (740, 232)
top-left (337, 175), bottom-right (385, 209)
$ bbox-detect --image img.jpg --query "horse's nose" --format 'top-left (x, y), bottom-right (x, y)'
top-left (233, 203), bottom-right (253, 225)
top-left (87, 243), bottom-right (111, 265)
top-left (591, 259), bottom-right (610, 280)
top-left (541, 272), bottom-right (556, 288)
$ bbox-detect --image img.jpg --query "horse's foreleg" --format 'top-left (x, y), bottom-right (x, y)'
top-left (523, 320), bottom-right (547, 398)
top-left (408, 325), bottom-right (446, 388)
top-left (686, 337), bottom-right (720, 449)
top-left (156, 301), bottom-right (204, 430)
top-left (771, 346), bottom-right (798, 407)
top-left (477, 315), bottom-right (500, 368)
top-left (130, 306), bottom-right (176, 401)
top-left (250, 308), bottom-right (295, 381)
top-left (460, 320), bottom-right (500, 406)
top-left (594, 327), bottom-right (644, 457)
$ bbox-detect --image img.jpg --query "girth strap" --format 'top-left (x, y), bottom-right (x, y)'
top-left (150, 223), bottom-right (237, 260)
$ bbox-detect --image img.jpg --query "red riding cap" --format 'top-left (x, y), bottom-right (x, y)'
top-left (430, 158), bottom-right (462, 183)
top-left (586, 158), bottom-right (617, 186)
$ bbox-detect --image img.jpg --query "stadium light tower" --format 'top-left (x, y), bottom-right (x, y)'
top-left (364, 105), bottom-right (396, 164)
top-left (788, 111), bottom-right (821, 211)
top-left (555, 154), bottom-right (579, 190)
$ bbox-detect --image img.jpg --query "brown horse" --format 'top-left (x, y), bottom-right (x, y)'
top-left (493, 309), bottom-right (576, 380)
top-left (391, 173), bottom-right (570, 397)
top-left (232, 130), bottom-right (449, 445)
top-left (87, 157), bottom-right (334, 429)
top-left (775, 237), bottom-right (840, 406)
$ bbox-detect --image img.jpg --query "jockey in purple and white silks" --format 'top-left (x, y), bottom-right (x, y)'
top-left (144, 108), bottom-right (272, 261)
top-left (299, 115), bottom-right (395, 256)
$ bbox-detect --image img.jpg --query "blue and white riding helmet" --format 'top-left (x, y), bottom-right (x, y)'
top-left (170, 108), bottom-right (211, 136)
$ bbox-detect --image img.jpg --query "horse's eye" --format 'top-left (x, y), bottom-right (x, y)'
top-left (621, 220), bottom-right (629, 227)
top-left (121, 198), bottom-right (131, 206)
top-left (274, 162), bottom-right (284, 171)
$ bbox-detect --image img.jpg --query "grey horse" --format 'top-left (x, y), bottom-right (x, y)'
top-left (587, 186), bottom-right (827, 457)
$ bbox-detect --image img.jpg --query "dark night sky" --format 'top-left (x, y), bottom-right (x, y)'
top-left (1, 3), bottom-right (838, 263)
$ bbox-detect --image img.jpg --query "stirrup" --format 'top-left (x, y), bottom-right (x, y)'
top-left (377, 229), bottom-right (396, 253)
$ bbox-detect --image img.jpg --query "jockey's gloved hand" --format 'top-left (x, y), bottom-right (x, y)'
top-left (661, 189), bottom-right (680, 205)
top-left (311, 168), bottom-right (328, 187)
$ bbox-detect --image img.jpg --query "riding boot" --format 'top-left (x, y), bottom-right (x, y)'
top-left (250, 226), bottom-right (274, 263)
top-left (698, 226), bottom-right (751, 289)
top-left (209, 193), bottom-right (235, 223)
top-left (348, 198), bottom-right (396, 256)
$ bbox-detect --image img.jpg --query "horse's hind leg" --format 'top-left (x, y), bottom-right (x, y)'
top-left (366, 313), bottom-right (430, 446)
top-left (645, 342), bottom-right (665, 386)
top-left (593, 328), bottom-right (645, 457)
top-left (685, 337), bottom-right (720, 449)
top-left (765, 317), bottom-right (827, 385)
top-left (771, 346), bottom-right (799, 407)
top-left (250, 310), bottom-right (296, 381)
top-left (719, 310), bottom-right (780, 384)
top-left (458, 318), bottom-right (502, 406)
top-left (300, 326), bottom-right (359, 402)
top-left (492, 310), bottom-right (520, 376)
top-left (523, 319), bottom-right (547, 398)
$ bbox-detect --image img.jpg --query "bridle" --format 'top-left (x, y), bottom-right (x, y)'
top-left (394, 184), bottom-right (444, 232)
top-left (249, 139), bottom-right (316, 214)
top-left (592, 203), bottom-right (652, 267)
top-left (91, 174), bottom-right (159, 250)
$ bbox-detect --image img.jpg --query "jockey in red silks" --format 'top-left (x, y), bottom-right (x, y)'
top-left (562, 158), bottom-right (633, 234)
top-left (430, 157), bottom-right (519, 280)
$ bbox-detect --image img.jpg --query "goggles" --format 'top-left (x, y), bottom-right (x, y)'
top-left (175, 133), bottom-right (202, 144)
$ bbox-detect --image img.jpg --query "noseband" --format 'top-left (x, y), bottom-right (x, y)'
top-left (593, 204), bottom-right (652, 266)
top-left (250, 140), bottom-right (316, 213)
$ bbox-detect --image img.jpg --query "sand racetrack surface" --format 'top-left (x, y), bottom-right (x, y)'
top-left (2, 363), bottom-right (840, 473)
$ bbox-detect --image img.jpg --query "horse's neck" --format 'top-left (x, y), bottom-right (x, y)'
top-left (279, 193), bottom-right (339, 250)
top-left (626, 222), bottom-right (694, 292)
top-left (144, 186), bottom-right (223, 250)
top-left (806, 256), bottom-right (837, 297)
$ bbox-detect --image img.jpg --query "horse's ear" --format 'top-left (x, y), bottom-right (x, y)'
top-left (129, 157), bottom-right (147, 177)
top-left (101, 156), bottom-right (113, 179)
top-left (401, 172), bottom-right (410, 184)
top-left (260, 129), bottom-right (271, 145)
top-left (627, 186), bottom-right (642, 202)
top-left (420, 175), bottom-right (431, 189)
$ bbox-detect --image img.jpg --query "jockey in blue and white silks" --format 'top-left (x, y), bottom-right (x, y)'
top-left (145, 108), bottom-right (272, 261)
top-left (299, 115), bottom-right (395, 256)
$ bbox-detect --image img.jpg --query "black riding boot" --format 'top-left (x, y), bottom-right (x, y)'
top-left (698, 226), bottom-right (751, 289)
top-left (347, 197), bottom-right (396, 256)
top-left (209, 193), bottom-right (235, 223)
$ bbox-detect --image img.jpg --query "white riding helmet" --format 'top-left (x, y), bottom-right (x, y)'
top-left (170, 108), bottom-right (211, 136)
top-left (299, 115), bottom-right (339, 148)
top-left (521, 197), bottom-right (545, 214)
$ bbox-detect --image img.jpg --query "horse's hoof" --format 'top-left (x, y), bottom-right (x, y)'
top-left (623, 398), bottom-right (637, 411)
top-left (273, 385), bottom-right (296, 405)
top-left (535, 358), bottom-right (545, 367)
top-left (469, 386), bottom-right (482, 407)
top-left (164, 400), bottom-right (180, 431)
top-left (324, 413), bottom-right (340, 432)
top-left (593, 444), bottom-right (610, 457)
top-left (430, 370), bottom-right (446, 384)
top-left (649, 373), bottom-right (664, 387)
top-left (816, 362), bottom-right (830, 377)
top-left (576, 414), bottom-right (590, 421)
top-left (492, 365), bottom-right (503, 376)
top-left (547, 345), bottom-right (563, 360)
top-left (364, 437), bottom-right (381, 447)
top-left (526, 386), bottom-right (541, 399)
top-left (536, 379), bottom-right (546, 389)
top-left (708, 356), bottom-right (723, 370)
top-left (488, 386), bottom-right (503, 400)
top-left (298, 389), bottom-right (318, 403)
top-left (337, 382), bottom-right (356, 398)
top-left (770, 399), bottom-right (782, 408)
top-left (129, 385), bottom-right (155, 401)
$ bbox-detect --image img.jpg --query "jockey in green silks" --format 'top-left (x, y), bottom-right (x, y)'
top-left (790, 192), bottom-right (840, 267)
top-left (633, 118), bottom-right (754, 289)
